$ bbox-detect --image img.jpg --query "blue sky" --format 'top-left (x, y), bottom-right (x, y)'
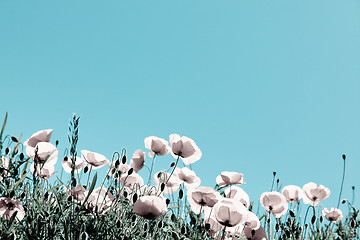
top-left (0, 0), bottom-right (359, 214)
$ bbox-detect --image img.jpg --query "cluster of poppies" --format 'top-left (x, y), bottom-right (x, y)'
top-left (0, 129), bottom-right (345, 239)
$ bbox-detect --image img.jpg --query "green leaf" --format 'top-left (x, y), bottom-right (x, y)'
top-left (0, 112), bottom-right (7, 140)
top-left (81, 172), bottom-right (97, 208)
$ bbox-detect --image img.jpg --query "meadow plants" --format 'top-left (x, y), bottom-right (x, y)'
top-left (0, 113), bottom-right (358, 239)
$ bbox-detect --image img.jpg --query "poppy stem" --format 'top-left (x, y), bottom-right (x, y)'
top-left (337, 154), bottom-right (346, 208)
top-left (302, 205), bottom-right (311, 238)
top-left (164, 156), bottom-right (179, 186)
top-left (147, 154), bottom-right (157, 185)
top-left (220, 226), bottom-right (227, 240)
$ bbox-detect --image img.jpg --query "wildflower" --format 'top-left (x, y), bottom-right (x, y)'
top-left (144, 136), bottom-right (170, 157)
top-left (169, 134), bottom-right (202, 165)
top-left (302, 182), bottom-right (330, 207)
top-left (213, 198), bottom-right (247, 227)
top-left (243, 211), bottom-right (260, 230)
top-left (28, 142), bottom-right (58, 166)
top-left (282, 185), bottom-right (303, 203)
top-left (81, 150), bottom-right (110, 169)
top-left (65, 185), bottom-right (86, 202)
top-left (132, 195), bottom-right (167, 220)
top-left (322, 208), bottom-right (343, 222)
top-left (187, 186), bottom-right (221, 214)
top-left (204, 215), bottom-right (223, 238)
top-left (216, 171), bottom-right (245, 186)
top-left (24, 129), bottom-right (53, 157)
top-left (260, 191), bottom-right (288, 218)
top-left (85, 187), bottom-right (115, 213)
top-left (30, 164), bottom-right (56, 179)
top-left (130, 150), bottom-right (146, 172)
top-left (243, 226), bottom-right (267, 240)
top-left (175, 167), bottom-right (201, 189)
top-left (28, 142), bottom-right (58, 178)
top-left (120, 172), bottom-right (144, 191)
top-left (154, 172), bottom-right (181, 195)
top-left (62, 156), bottom-right (87, 173)
top-left (224, 186), bottom-right (250, 208)
top-left (0, 197), bottom-right (25, 222)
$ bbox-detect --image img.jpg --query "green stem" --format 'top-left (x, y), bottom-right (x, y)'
top-left (147, 154), bottom-right (156, 185)
top-left (337, 155), bottom-right (346, 208)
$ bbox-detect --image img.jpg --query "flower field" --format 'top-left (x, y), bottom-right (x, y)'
top-left (0, 113), bottom-right (358, 240)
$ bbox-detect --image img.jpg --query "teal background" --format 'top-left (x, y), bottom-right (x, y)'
top-left (0, 0), bottom-right (359, 214)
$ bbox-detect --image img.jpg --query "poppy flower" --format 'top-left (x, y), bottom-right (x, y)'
top-left (81, 150), bottom-right (110, 169)
top-left (130, 150), bottom-right (146, 172)
top-left (216, 171), bottom-right (246, 187)
top-left (85, 187), bottom-right (115, 213)
top-left (213, 198), bottom-right (247, 227)
top-left (154, 172), bottom-right (181, 195)
top-left (302, 182), bottom-right (330, 207)
top-left (144, 136), bottom-right (170, 157)
top-left (65, 185), bottom-right (86, 202)
top-left (62, 156), bottom-right (87, 173)
top-left (204, 215), bottom-right (223, 238)
top-left (0, 197), bottom-right (25, 222)
top-left (322, 208), bottom-right (343, 222)
top-left (281, 185), bottom-right (303, 203)
top-left (242, 211), bottom-right (260, 230)
top-left (224, 186), bottom-right (250, 208)
top-left (174, 167), bottom-right (201, 189)
top-left (243, 226), bottom-right (267, 240)
top-left (28, 142), bottom-right (58, 167)
top-left (260, 191), bottom-right (288, 218)
top-left (187, 186), bottom-right (221, 214)
top-left (30, 164), bottom-right (56, 179)
top-left (24, 129), bottom-right (53, 157)
top-left (169, 134), bottom-right (202, 165)
top-left (132, 195), bottom-right (167, 220)
top-left (120, 172), bottom-right (144, 190)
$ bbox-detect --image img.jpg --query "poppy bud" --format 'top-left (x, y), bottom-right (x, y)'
top-left (179, 189), bottom-right (184, 199)
top-left (11, 136), bottom-right (18, 142)
top-left (158, 221), bottom-right (163, 228)
top-left (19, 153), bottom-right (24, 160)
top-left (342, 154), bottom-right (346, 160)
top-left (132, 193), bottom-right (138, 204)
top-left (84, 166), bottom-right (89, 173)
top-left (5, 148), bottom-right (9, 155)
top-left (166, 198), bottom-right (170, 205)
top-left (122, 155), bottom-right (127, 164)
top-left (55, 140), bottom-right (59, 146)
top-left (170, 162), bottom-right (175, 167)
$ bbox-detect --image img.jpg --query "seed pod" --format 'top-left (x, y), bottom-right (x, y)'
top-left (132, 193), bottom-right (138, 204)
top-left (122, 155), bottom-right (127, 164)
top-left (181, 226), bottom-right (186, 234)
top-left (143, 222), bottom-right (148, 231)
top-left (161, 183), bottom-right (165, 192)
top-left (289, 210), bottom-right (295, 217)
top-left (311, 216), bottom-right (316, 224)
top-left (179, 189), bottom-right (184, 199)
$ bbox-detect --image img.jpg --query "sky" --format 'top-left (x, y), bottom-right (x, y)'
top-left (0, 0), bottom-right (359, 215)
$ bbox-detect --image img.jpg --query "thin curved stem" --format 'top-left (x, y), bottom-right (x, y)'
top-left (147, 154), bottom-right (156, 185)
top-left (337, 156), bottom-right (346, 208)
